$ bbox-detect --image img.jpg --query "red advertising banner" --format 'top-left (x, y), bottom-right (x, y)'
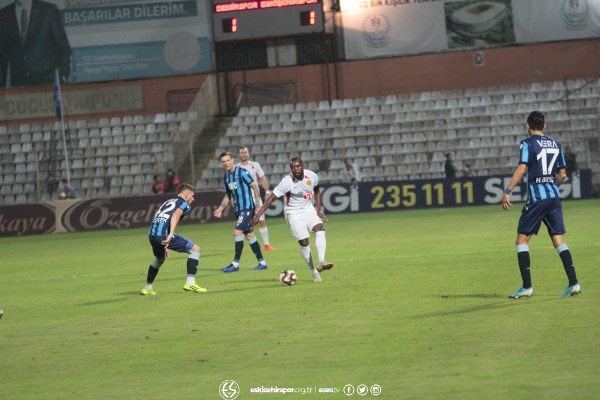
top-left (58, 192), bottom-right (232, 232)
top-left (0, 203), bottom-right (56, 236)
top-left (0, 171), bottom-right (592, 237)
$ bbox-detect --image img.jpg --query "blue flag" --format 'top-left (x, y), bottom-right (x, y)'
top-left (53, 69), bottom-right (63, 120)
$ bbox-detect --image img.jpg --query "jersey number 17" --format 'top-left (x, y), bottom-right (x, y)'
top-left (537, 148), bottom-right (559, 175)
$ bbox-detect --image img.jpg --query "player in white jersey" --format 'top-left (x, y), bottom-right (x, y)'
top-left (252, 157), bottom-right (334, 282)
top-left (237, 146), bottom-right (275, 251)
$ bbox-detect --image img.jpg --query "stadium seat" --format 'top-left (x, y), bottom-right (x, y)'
top-left (98, 118), bottom-right (110, 128)
top-left (380, 155), bottom-right (395, 166)
top-left (331, 99), bottom-right (344, 109)
top-left (10, 143), bottom-right (21, 153)
top-left (19, 123), bottom-right (30, 134)
top-left (307, 161), bottom-right (319, 171)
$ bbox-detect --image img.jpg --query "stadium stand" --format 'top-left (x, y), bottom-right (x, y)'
top-left (197, 78), bottom-right (599, 191)
top-left (0, 112), bottom-right (197, 204)
top-left (0, 78), bottom-right (598, 204)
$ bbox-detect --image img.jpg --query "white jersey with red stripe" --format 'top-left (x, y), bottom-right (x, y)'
top-left (272, 169), bottom-right (319, 215)
top-left (237, 160), bottom-right (265, 183)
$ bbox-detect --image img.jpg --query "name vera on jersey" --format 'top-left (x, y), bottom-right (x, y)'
top-left (537, 139), bottom-right (558, 148)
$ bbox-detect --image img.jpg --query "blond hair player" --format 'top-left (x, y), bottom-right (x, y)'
top-left (238, 146), bottom-right (275, 251)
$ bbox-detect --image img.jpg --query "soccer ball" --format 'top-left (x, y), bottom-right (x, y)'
top-left (279, 269), bottom-right (297, 286)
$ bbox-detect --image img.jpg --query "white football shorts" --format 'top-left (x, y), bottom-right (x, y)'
top-left (284, 206), bottom-right (322, 241)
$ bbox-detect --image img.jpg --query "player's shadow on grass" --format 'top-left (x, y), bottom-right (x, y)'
top-left (79, 298), bottom-right (130, 306)
top-left (208, 277), bottom-right (281, 294)
top-left (413, 294), bottom-right (555, 319)
top-left (440, 294), bottom-right (501, 299)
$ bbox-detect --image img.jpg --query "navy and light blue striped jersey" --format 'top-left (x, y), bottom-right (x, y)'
top-left (519, 134), bottom-right (566, 204)
top-left (148, 196), bottom-right (191, 238)
top-left (223, 166), bottom-right (255, 214)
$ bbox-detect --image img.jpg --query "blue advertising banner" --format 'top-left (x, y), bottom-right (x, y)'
top-left (265, 170), bottom-right (593, 216)
top-left (71, 38), bottom-right (212, 81)
top-left (63, 0), bottom-right (213, 82)
top-left (355, 170), bottom-right (592, 212)
top-left (0, 0), bottom-right (212, 86)
top-left (0, 171), bottom-right (592, 236)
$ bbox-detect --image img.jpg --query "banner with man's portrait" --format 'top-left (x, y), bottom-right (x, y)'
top-left (0, 0), bottom-right (212, 86)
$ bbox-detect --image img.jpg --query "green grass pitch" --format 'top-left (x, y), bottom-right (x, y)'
top-left (1, 199), bottom-right (599, 400)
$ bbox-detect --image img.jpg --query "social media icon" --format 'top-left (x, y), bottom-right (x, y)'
top-left (357, 384), bottom-right (368, 396)
top-left (343, 384), bottom-right (355, 396)
top-left (371, 384), bottom-right (382, 396)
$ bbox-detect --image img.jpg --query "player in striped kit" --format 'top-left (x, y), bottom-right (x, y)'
top-left (213, 151), bottom-right (268, 272)
top-left (142, 183), bottom-right (207, 295)
top-left (237, 146), bottom-right (275, 251)
top-left (502, 111), bottom-right (581, 299)
top-left (252, 157), bottom-right (334, 282)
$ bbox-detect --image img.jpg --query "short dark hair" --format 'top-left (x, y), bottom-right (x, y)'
top-left (238, 146), bottom-right (249, 152)
top-left (61, 178), bottom-right (68, 184)
top-left (527, 111), bottom-right (545, 131)
top-left (219, 151), bottom-right (232, 160)
top-left (290, 157), bottom-right (303, 165)
top-left (178, 183), bottom-right (195, 194)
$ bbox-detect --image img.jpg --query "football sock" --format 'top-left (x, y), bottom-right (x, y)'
top-left (300, 245), bottom-right (314, 269)
top-left (146, 259), bottom-right (161, 284)
top-left (248, 236), bottom-right (265, 262)
top-left (259, 227), bottom-right (270, 246)
top-left (234, 234), bottom-right (244, 263)
top-left (516, 244), bottom-right (531, 288)
top-left (315, 231), bottom-right (326, 263)
top-left (187, 252), bottom-right (200, 276)
top-left (556, 244), bottom-right (578, 286)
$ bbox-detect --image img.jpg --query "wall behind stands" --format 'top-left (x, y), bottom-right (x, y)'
top-left (1, 39), bottom-right (598, 123)
top-left (224, 39), bottom-right (600, 105)
top-left (0, 74), bottom-right (208, 125)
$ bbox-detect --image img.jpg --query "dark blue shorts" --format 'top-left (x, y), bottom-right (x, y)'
top-left (235, 209), bottom-right (254, 233)
top-left (149, 234), bottom-right (194, 259)
top-left (517, 198), bottom-right (566, 236)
